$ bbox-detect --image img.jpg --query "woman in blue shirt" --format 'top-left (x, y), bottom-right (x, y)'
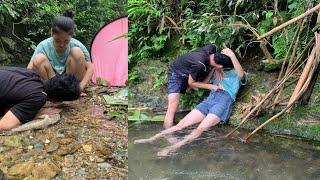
top-left (27, 10), bottom-right (93, 92)
top-left (134, 48), bottom-right (246, 156)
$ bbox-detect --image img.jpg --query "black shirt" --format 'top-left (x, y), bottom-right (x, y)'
top-left (0, 67), bottom-right (47, 123)
top-left (169, 44), bottom-right (217, 81)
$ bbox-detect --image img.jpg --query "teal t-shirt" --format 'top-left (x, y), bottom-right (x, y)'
top-left (31, 37), bottom-right (91, 74)
top-left (211, 69), bottom-right (247, 101)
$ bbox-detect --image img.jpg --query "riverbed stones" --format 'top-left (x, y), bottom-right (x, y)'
top-left (3, 136), bottom-right (22, 147)
top-left (46, 142), bottom-right (59, 153)
top-left (31, 159), bottom-right (60, 179)
top-left (7, 161), bottom-right (34, 178)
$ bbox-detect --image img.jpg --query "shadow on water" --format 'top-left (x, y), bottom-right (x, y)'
top-left (129, 122), bottom-right (320, 180)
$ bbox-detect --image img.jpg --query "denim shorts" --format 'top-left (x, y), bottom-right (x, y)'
top-left (195, 90), bottom-right (233, 123)
top-left (167, 72), bottom-right (188, 94)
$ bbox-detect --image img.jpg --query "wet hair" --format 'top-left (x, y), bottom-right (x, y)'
top-left (44, 74), bottom-right (80, 101)
top-left (214, 52), bottom-right (234, 68)
top-left (52, 9), bottom-right (75, 35)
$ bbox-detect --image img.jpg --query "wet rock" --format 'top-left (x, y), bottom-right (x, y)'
top-left (96, 77), bottom-right (109, 87)
top-left (0, 169), bottom-right (5, 180)
top-left (57, 143), bottom-right (80, 156)
top-left (64, 155), bottom-right (75, 168)
top-left (58, 138), bottom-right (73, 145)
top-left (95, 144), bottom-right (113, 158)
top-left (20, 149), bottom-right (45, 161)
top-left (96, 157), bottom-right (105, 163)
top-left (7, 161), bottom-right (34, 178)
top-left (97, 162), bottom-right (111, 169)
top-left (31, 159), bottom-right (60, 179)
top-left (3, 136), bottom-right (22, 147)
top-left (82, 144), bottom-right (93, 153)
top-left (46, 142), bottom-right (59, 153)
top-left (0, 147), bottom-right (6, 153)
top-left (76, 168), bottom-right (86, 176)
top-left (34, 142), bottom-right (45, 149)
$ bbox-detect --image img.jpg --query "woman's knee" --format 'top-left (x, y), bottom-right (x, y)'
top-left (69, 47), bottom-right (85, 61)
top-left (32, 53), bottom-right (49, 67)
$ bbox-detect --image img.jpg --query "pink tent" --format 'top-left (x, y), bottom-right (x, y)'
top-left (91, 16), bottom-right (128, 86)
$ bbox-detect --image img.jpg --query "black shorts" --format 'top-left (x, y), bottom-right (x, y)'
top-left (167, 72), bottom-right (188, 94)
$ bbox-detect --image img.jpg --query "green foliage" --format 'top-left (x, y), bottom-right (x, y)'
top-left (0, 0), bottom-right (126, 64)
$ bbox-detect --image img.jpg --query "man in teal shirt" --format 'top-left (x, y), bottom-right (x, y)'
top-left (28, 10), bottom-right (93, 92)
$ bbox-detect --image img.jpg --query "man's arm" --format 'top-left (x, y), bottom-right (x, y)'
top-left (80, 61), bottom-right (94, 91)
top-left (188, 74), bottom-right (221, 91)
top-left (222, 48), bottom-right (244, 79)
top-left (0, 111), bottom-right (21, 131)
top-left (202, 68), bottom-right (214, 83)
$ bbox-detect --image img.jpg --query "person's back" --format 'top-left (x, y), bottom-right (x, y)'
top-left (0, 67), bottom-right (47, 124)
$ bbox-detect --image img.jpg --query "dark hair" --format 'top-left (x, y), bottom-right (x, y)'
top-left (214, 52), bottom-right (234, 68)
top-left (44, 74), bottom-right (80, 101)
top-left (52, 9), bottom-right (75, 35)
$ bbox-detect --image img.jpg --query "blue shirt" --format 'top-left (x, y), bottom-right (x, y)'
top-left (211, 69), bottom-right (247, 101)
top-left (31, 37), bottom-right (91, 74)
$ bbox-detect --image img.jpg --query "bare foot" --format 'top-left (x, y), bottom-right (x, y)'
top-left (165, 135), bottom-right (180, 145)
top-left (163, 121), bottom-right (173, 129)
top-left (134, 138), bottom-right (154, 144)
top-left (157, 148), bottom-right (171, 157)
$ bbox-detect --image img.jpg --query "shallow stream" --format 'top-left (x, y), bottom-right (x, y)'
top-left (129, 122), bottom-right (320, 180)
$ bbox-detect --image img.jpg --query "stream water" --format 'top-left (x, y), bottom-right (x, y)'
top-left (129, 122), bottom-right (320, 180)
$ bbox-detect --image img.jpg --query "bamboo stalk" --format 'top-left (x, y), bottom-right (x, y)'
top-left (243, 63), bottom-right (316, 141)
top-left (257, 3), bottom-right (320, 40)
top-left (300, 9), bottom-right (320, 104)
top-left (273, 22), bottom-right (303, 109)
top-left (287, 35), bottom-right (319, 111)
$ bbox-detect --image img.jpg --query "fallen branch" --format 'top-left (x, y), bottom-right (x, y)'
top-left (257, 3), bottom-right (320, 40)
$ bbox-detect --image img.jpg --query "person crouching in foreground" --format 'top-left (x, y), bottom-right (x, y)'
top-left (134, 48), bottom-right (247, 156)
top-left (0, 67), bottom-right (80, 131)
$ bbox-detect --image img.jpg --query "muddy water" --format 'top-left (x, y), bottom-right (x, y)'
top-left (129, 122), bottom-right (320, 180)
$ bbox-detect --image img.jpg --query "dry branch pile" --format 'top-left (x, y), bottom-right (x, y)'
top-left (226, 3), bottom-right (320, 141)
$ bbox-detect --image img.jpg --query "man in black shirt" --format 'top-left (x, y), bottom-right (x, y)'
top-left (0, 67), bottom-right (80, 131)
top-left (164, 44), bottom-right (231, 128)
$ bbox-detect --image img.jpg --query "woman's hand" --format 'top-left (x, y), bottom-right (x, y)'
top-left (221, 48), bottom-right (236, 58)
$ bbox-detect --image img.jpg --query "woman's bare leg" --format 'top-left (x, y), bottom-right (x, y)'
top-left (157, 114), bottom-right (221, 156)
top-left (134, 109), bottom-right (205, 144)
top-left (66, 47), bottom-right (87, 81)
top-left (27, 54), bottom-right (55, 80)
